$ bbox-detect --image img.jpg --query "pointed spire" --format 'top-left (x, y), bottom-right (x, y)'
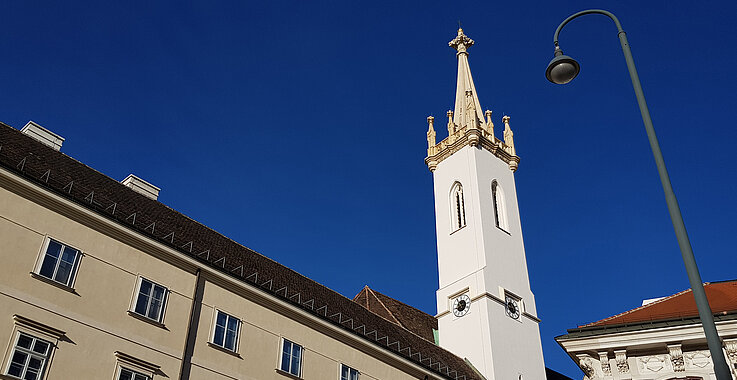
top-left (446, 110), bottom-right (455, 135)
top-left (484, 110), bottom-right (494, 138)
top-left (503, 116), bottom-right (515, 155)
top-left (427, 116), bottom-right (436, 148)
top-left (449, 28), bottom-right (486, 130)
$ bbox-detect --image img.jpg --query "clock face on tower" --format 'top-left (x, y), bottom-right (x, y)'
top-left (505, 296), bottom-right (520, 319)
top-left (452, 294), bottom-right (471, 317)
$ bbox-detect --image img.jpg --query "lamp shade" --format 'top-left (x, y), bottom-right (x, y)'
top-left (546, 53), bottom-right (580, 84)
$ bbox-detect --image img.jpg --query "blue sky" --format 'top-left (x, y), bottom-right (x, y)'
top-left (2, 1), bottom-right (736, 377)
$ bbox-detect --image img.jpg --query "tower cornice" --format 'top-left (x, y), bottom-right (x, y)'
top-left (425, 120), bottom-right (519, 172)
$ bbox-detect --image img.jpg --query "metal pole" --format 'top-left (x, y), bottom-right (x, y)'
top-left (553, 10), bottom-right (732, 379)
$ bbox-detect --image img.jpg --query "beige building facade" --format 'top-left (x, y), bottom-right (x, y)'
top-left (0, 119), bottom-right (483, 380)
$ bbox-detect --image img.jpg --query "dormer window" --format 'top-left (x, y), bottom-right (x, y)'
top-left (492, 180), bottom-right (508, 232)
top-left (450, 182), bottom-right (466, 232)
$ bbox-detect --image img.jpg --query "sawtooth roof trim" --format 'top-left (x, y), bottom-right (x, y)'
top-left (0, 122), bottom-right (479, 380)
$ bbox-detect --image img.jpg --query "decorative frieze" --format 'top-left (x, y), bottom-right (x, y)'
top-left (577, 354), bottom-right (596, 378)
top-left (639, 355), bottom-right (667, 373)
top-left (668, 344), bottom-right (685, 372)
top-left (598, 352), bottom-right (611, 376)
top-left (685, 350), bottom-right (712, 369)
top-left (614, 350), bottom-right (630, 373)
top-left (725, 339), bottom-right (737, 368)
top-left (425, 117), bottom-right (519, 172)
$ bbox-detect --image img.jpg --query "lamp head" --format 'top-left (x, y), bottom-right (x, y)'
top-left (546, 47), bottom-right (580, 84)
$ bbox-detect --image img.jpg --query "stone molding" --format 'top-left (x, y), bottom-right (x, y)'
top-left (425, 122), bottom-right (519, 172)
top-left (668, 344), bottom-right (685, 372)
top-left (598, 352), bottom-right (611, 376)
top-left (576, 354), bottom-right (596, 378)
top-left (725, 338), bottom-right (737, 370)
top-left (614, 349), bottom-right (630, 373)
top-left (13, 314), bottom-right (66, 339)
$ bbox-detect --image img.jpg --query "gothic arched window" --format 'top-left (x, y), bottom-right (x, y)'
top-left (492, 180), bottom-right (508, 231)
top-left (450, 182), bottom-right (466, 232)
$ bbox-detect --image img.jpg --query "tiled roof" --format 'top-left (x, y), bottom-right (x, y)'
top-left (0, 122), bottom-right (479, 380)
top-left (353, 286), bottom-right (438, 343)
top-left (581, 280), bottom-right (737, 328)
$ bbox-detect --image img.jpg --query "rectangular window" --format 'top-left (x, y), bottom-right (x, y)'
top-left (280, 339), bottom-right (303, 377)
top-left (340, 364), bottom-right (359, 380)
top-left (5, 332), bottom-right (51, 380)
top-left (37, 238), bottom-right (80, 287)
top-left (118, 367), bottom-right (151, 380)
top-left (211, 310), bottom-right (240, 352)
top-left (133, 278), bottom-right (168, 323)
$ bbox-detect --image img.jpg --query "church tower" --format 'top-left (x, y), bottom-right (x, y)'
top-left (425, 29), bottom-right (546, 380)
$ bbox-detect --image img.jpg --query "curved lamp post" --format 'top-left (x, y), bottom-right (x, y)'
top-left (546, 9), bottom-right (732, 380)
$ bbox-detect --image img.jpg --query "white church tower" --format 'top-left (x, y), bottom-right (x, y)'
top-left (425, 29), bottom-right (546, 380)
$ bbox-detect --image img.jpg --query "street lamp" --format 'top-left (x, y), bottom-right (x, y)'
top-left (546, 9), bottom-right (732, 380)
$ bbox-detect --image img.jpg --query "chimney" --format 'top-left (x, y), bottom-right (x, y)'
top-left (121, 174), bottom-right (160, 200)
top-left (21, 121), bottom-right (65, 151)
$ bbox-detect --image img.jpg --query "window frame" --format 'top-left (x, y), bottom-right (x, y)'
top-left (33, 236), bottom-right (82, 289)
top-left (278, 338), bottom-right (304, 378)
top-left (129, 276), bottom-right (169, 324)
top-left (116, 366), bottom-right (152, 380)
top-left (449, 182), bottom-right (467, 233)
top-left (209, 309), bottom-right (241, 353)
top-left (4, 331), bottom-right (52, 380)
top-left (340, 363), bottom-right (360, 380)
top-left (491, 180), bottom-right (509, 233)
top-left (3, 315), bottom-right (65, 380)
top-left (112, 351), bottom-right (158, 380)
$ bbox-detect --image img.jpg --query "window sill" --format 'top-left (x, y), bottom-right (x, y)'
top-left (449, 224), bottom-right (467, 235)
top-left (29, 272), bottom-right (79, 296)
top-left (126, 311), bottom-right (168, 330)
top-left (496, 226), bottom-right (511, 235)
top-left (275, 368), bottom-right (302, 380)
top-left (207, 342), bottom-right (241, 358)
top-left (0, 373), bottom-right (24, 380)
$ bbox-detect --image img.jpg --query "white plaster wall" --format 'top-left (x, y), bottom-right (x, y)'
top-left (432, 144), bottom-right (545, 380)
top-left (433, 145), bottom-right (535, 306)
top-left (437, 296), bottom-right (494, 377)
top-left (485, 297), bottom-right (546, 380)
top-left (433, 145), bottom-right (486, 289)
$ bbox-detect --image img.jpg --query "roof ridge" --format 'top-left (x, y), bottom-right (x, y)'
top-left (579, 286), bottom-right (695, 328)
top-left (370, 287), bottom-right (435, 319)
top-left (351, 294), bottom-right (441, 345)
top-left (352, 285), bottom-right (370, 309)
top-left (366, 287), bottom-right (404, 327)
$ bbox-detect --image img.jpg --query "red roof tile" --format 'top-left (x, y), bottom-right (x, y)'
top-left (581, 280), bottom-right (737, 328)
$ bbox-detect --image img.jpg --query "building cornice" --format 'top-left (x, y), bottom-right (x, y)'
top-left (561, 312), bottom-right (737, 339)
top-left (556, 316), bottom-right (737, 353)
top-left (425, 124), bottom-right (519, 172)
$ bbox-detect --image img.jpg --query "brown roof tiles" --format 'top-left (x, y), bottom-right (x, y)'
top-left (0, 122), bottom-right (479, 380)
top-left (354, 286), bottom-right (438, 343)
